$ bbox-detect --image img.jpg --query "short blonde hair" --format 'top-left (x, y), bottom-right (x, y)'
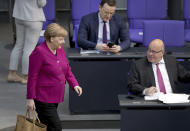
top-left (44, 23), bottom-right (68, 42)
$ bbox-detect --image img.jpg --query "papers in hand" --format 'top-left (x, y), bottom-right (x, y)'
top-left (145, 93), bottom-right (190, 104)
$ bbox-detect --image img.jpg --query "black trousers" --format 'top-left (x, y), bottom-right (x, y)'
top-left (35, 100), bottom-right (62, 131)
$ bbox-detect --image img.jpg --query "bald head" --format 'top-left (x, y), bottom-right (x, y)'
top-left (147, 39), bottom-right (165, 63)
top-left (149, 39), bottom-right (165, 52)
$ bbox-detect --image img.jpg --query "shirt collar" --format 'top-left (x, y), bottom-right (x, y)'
top-left (98, 12), bottom-right (109, 24)
top-left (153, 57), bottom-right (165, 65)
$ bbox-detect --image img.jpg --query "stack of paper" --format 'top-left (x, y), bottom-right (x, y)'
top-left (144, 93), bottom-right (159, 100)
top-left (144, 93), bottom-right (190, 104)
top-left (158, 93), bottom-right (190, 104)
top-left (80, 49), bottom-right (100, 54)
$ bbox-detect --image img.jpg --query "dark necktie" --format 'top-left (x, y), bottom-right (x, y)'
top-left (156, 63), bottom-right (166, 94)
top-left (103, 21), bottom-right (107, 43)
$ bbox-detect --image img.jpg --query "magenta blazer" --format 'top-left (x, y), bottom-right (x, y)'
top-left (27, 42), bottom-right (79, 103)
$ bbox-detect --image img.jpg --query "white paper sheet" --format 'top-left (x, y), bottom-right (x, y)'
top-left (80, 49), bottom-right (100, 54)
top-left (145, 93), bottom-right (190, 103)
top-left (158, 93), bottom-right (190, 104)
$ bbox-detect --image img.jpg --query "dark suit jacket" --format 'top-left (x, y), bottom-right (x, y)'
top-left (77, 12), bottom-right (130, 50)
top-left (128, 55), bottom-right (190, 95)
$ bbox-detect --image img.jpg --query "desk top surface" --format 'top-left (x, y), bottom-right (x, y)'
top-left (118, 95), bottom-right (190, 108)
top-left (67, 47), bottom-right (190, 60)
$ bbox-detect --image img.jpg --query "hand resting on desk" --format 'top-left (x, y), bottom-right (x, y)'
top-left (144, 86), bottom-right (158, 96)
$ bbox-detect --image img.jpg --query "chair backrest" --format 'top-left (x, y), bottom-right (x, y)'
top-left (143, 20), bottom-right (184, 47)
top-left (43, 0), bottom-right (55, 21)
top-left (37, 0), bottom-right (55, 46)
top-left (127, 0), bottom-right (167, 29)
top-left (42, 0), bottom-right (55, 30)
top-left (184, 0), bottom-right (190, 29)
top-left (71, 0), bottom-right (101, 47)
top-left (184, 0), bottom-right (190, 19)
top-left (72, 0), bottom-right (101, 25)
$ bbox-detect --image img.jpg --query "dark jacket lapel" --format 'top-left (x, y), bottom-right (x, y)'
top-left (109, 15), bottom-right (116, 42)
top-left (145, 59), bottom-right (156, 87)
top-left (93, 12), bottom-right (99, 42)
top-left (163, 55), bottom-right (175, 91)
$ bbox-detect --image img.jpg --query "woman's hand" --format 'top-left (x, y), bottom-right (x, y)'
top-left (37, 0), bottom-right (47, 8)
top-left (74, 86), bottom-right (82, 96)
top-left (26, 99), bottom-right (36, 110)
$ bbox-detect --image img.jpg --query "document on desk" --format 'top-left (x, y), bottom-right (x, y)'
top-left (80, 49), bottom-right (100, 54)
top-left (144, 93), bottom-right (159, 100)
top-left (158, 93), bottom-right (190, 104)
top-left (145, 93), bottom-right (190, 103)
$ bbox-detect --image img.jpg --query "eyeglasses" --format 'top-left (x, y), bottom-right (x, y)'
top-left (101, 7), bottom-right (115, 16)
top-left (147, 49), bottom-right (162, 54)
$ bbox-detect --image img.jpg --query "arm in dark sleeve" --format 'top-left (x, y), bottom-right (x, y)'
top-left (118, 17), bottom-right (130, 51)
top-left (77, 16), bottom-right (97, 49)
top-left (177, 61), bottom-right (190, 82)
top-left (128, 62), bottom-right (145, 95)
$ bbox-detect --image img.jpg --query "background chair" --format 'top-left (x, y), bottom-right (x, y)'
top-left (37, 0), bottom-right (56, 46)
top-left (71, 0), bottom-right (101, 48)
top-left (143, 20), bottom-right (184, 47)
top-left (127, 0), bottom-right (167, 44)
top-left (183, 0), bottom-right (190, 42)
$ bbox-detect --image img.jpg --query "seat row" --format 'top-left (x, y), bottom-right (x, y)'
top-left (128, 0), bottom-right (189, 47)
top-left (37, 0), bottom-right (190, 47)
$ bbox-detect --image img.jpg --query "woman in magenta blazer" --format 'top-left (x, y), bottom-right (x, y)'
top-left (26, 23), bottom-right (82, 131)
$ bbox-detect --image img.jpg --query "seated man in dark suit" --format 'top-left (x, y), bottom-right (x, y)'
top-left (128, 39), bottom-right (190, 96)
top-left (77, 0), bottom-right (130, 53)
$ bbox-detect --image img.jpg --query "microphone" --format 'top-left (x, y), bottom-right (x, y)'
top-left (166, 51), bottom-right (172, 55)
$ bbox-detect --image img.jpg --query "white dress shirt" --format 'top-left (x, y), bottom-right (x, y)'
top-left (152, 58), bottom-right (173, 94)
top-left (97, 13), bottom-right (110, 44)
